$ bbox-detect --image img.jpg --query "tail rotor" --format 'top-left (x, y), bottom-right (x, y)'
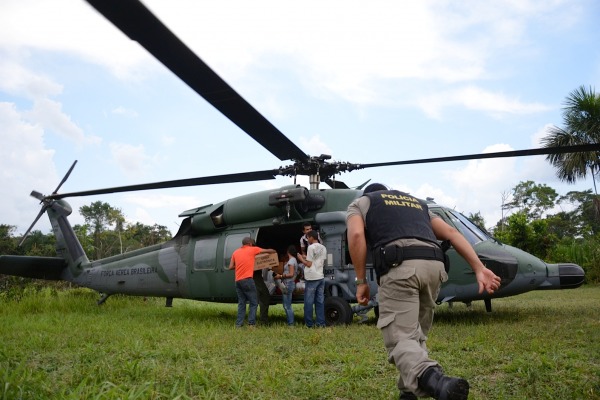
top-left (19, 161), bottom-right (78, 246)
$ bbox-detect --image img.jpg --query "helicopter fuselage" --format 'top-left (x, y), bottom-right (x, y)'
top-left (23, 185), bottom-right (581, 325)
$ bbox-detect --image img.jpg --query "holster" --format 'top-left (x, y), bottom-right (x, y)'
top-left (372, 243), bottom-right (449, 283)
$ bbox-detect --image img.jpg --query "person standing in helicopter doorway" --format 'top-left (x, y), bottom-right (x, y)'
top-left (274, 245), bottom-right (298, 326)
top-left (297, 230), bottom-right (327, 328)
top-left (346, 183), bottom-right (501, 400)
top-left (228, 237), bottom-right (277, 328)
top-left (299, 222), bottom-right (322, 256)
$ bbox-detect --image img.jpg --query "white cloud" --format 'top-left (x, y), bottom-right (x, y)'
top-left (0, 56), bottom-right (101, 146)
top-left (109, 142), bottom-right (153, 178)
top-left (160, 135), bottom-right (175, 146)
top-left (0, 0), bottom-right (581, 113)
top-left (0, 102), bottom-right (57, 234)
top-left (0, 55), bottom-right (63, 99)
top-left (0, 0), bottom-right (157, 80)
top-left (299, 135), bottom-right (333, 157)
top-left (125, 193), bottom-right (200, 210)
top-left (531, 124), bottom-right (555, 147)
top-left (418, 86), bottom-right (552, 119)
top-left (123, 193), bottom-right (211, 234)
top-left (23, 98), bottom-right (86, 143)
top-left (436, 144), bottom-right (519, 228)
top-left (112, 106), bottom-right (139, 118)
top-left (129, 207), bottom-right (155, 228)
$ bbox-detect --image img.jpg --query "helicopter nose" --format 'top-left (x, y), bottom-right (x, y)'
top-left (537, 263), bottom-right (585, 290)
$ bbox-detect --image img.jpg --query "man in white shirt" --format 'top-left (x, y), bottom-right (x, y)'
top-left (297, 230), bottom-right (326, 327)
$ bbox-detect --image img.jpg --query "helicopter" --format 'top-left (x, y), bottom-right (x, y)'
top-left (0, 0), bottom-right (595, 325)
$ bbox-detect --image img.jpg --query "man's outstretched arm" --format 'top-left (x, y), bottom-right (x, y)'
top-left (431, 217), bottom-right (501, 294)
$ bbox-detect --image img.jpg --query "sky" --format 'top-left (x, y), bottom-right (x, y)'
top-left (1, 0), bottom-right (599, 237)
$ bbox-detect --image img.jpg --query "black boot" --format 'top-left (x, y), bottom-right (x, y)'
top-left (418, 366), bottom-right (469, 400)
top-left (399, 391), bottom-right (418, 400)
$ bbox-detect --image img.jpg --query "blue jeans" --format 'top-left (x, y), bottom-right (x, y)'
top-left (304, 279), bottom-right (325, 327)
top-left (235, 278), bottom-right (258, 327)
top-left (282, 280), bottom-right (296, 325)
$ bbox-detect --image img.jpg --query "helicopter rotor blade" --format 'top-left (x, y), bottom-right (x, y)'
top-left (18, 207), bottom-right (47, 247)
top-left (357, 143), bottom-right (600, 170)
top-left (45, 144), bottom-right (599, 199)
top-left (84, 0), bottom-right (308, 163)
top-left (30, 191), bottom-right (45, 201)
top-left (46, 169), bottom-right (281, 200)
top-left (53, 160), bottom-right (78, 194)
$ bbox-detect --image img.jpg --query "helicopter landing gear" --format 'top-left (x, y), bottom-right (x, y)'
top-left (325, 297), bottom-right (353, 326)
top-left (484, 298), bottom-right (492, 312)
top-left (97, 293), bottom-right (111, 305)
top-left (166, 297), bottom-right (173, 307)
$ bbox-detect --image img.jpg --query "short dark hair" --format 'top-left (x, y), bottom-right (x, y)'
top-left (307, 230), bottom-right (319, 240)
top-left (242, 237), bottom-right (254, 246)
top-left (287, 245), bottom-right (298, 257)
top-left (363, 183), bottom-right (388, 194)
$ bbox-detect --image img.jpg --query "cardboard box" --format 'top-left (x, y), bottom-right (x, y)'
top-left (254, 253), bottom-right (279, 270)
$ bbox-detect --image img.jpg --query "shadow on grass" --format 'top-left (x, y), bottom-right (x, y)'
top-left (151, 300), bottom-right (305, 327)
top-left (433, 308), bottom-right (527, 326)
top-left (355, 303), bottom-right (566, 328)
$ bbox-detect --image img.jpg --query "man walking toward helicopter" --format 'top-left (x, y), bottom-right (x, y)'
top-left (346, 183), bottom-right (501, 400)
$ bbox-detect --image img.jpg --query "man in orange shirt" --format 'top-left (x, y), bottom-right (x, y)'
top-left (228, 237), bottom-right (277, 327)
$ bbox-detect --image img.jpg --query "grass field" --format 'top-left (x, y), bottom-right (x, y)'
top-left (1, 285), bottom-right (599, 400)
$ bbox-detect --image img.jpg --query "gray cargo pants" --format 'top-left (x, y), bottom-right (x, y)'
top-left (376, 258), bottom-right (448, 397)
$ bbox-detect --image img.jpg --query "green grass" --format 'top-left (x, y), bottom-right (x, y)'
top-left (1, 286), bottom-right (599, 399)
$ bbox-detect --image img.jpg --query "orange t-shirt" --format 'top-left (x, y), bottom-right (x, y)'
top-left (231, 245), bottom-right (262, 281)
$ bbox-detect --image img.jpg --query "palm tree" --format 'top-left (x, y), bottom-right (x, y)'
top-left (542, 85), bottom-right (600, 194)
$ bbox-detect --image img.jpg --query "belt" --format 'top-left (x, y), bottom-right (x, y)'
top-left (381, 244), bottom-right (446, 267)
top-left (372, 244), bottom-right (448, 282)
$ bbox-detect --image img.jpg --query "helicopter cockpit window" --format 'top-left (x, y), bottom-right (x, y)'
top-left (194, 237), bottom-right (219, 270)
top-left (444, 209), bottom-right (488, 245)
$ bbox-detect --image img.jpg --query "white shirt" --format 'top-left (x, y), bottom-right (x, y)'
top-left (304, 242), bottom-right (326, 280)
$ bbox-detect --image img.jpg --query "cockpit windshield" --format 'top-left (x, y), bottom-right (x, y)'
top-left (432, 208), bottom-right (490, 245)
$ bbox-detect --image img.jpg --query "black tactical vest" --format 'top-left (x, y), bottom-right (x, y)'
top-left (364, 190), bottom-right (437, 249)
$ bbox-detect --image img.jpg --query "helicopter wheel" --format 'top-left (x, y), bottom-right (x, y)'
top-left (324, 296), bottom-right (353, 326)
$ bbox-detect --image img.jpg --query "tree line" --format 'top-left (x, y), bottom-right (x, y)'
top-left (468, 182), bottom-right (599, 282)
top-left (1, 201), bottom-right (171, 260)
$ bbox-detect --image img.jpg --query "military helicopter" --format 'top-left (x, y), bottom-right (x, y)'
top-left (0, 0), bottom-right (595, 325)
